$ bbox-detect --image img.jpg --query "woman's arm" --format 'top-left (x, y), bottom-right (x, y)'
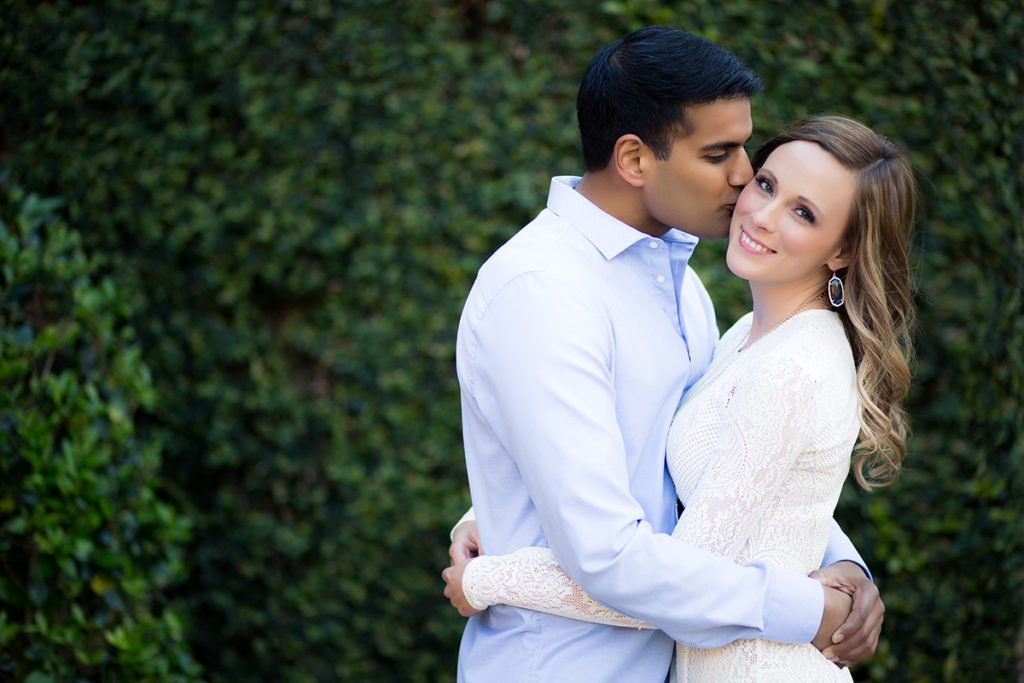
top-left (453, 546), bottom-right (654, 628)
top-left (443, 508), bottom-right (650, 627)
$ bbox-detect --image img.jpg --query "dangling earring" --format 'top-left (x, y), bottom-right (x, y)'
top-left (827, 270), bottom-right (845, 307)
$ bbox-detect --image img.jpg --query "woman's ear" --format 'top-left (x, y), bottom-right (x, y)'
top-left (826, 243), bottom-right (852, 272)
top-left (613, 134), bottom-right (647, 188)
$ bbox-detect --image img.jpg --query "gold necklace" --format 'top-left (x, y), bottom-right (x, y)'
top-left (739, 292), bottom-right (826, 353)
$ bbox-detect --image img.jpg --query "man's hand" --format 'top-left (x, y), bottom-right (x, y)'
top-left (444, 520), bottom-right (483, 617)
top-left (442, 556), bottom-right (482, 617)
top-left (449, 520), bottom-right (481, 565)
top-left (810, 560), bottom-right (885, 667)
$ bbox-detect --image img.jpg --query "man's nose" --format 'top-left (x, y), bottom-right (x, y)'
top-left (730, 149), bottom-right (753, 188)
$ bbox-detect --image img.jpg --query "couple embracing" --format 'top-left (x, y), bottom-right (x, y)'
top-left (442, 25), bottom-right (916, 683)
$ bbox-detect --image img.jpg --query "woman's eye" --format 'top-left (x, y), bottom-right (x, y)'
top-left (795, 207), bottom-right (816, 223)
top-left (757, 177), bottom-right (773, 193)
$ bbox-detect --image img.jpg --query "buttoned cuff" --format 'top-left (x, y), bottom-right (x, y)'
top-left (760, 565), bottom-right (824, 644)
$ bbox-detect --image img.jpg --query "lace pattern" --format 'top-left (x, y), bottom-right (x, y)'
top-left (463, 547), bottom-right (653, 628)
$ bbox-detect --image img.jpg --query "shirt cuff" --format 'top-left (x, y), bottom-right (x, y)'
top-left (760, 564), bottom-right (824, 644)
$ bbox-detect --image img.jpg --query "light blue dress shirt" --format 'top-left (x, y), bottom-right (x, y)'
top-left (455, 177), bottom-right (865, 683)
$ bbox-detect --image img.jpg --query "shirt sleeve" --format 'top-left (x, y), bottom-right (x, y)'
top-left (465, 272), bottom-right (823, 647)
top-left (821, 519), bottom-right (872, 580)
top-left (456, 522), bottom-right (867, 635)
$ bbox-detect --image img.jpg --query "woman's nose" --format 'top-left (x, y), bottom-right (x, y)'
top-left (751, 200), bottom-right (779, 231)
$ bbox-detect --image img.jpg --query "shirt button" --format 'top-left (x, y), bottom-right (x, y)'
top-left (648, 240), bottom-right (659, 249)
top-left (656, 275), bottom-right (666, 283)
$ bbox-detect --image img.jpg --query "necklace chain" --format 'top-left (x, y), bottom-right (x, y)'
top-left (739, 292), bottom-right (826, 353)
top-left (681, 292), bottom-right (828, 408)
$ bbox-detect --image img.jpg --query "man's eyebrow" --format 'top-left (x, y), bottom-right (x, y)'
top-left (699, 137), bottom-right (753, 153)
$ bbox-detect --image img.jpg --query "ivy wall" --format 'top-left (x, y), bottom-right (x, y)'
top-left (1, 1), bottom-right (1021, 681)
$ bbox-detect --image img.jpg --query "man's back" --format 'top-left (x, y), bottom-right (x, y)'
top-left (456, 177), bottom-right (716, 682)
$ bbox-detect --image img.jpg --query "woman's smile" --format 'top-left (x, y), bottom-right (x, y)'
top-left (739, 229), bottom-right (775, 254)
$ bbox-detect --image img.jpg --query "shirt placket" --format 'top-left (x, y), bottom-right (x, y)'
top-left (645, 237), bottom-right (684, 339)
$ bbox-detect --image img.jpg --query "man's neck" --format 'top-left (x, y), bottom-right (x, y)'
top-left (575, 170), bottom-right (667, 238)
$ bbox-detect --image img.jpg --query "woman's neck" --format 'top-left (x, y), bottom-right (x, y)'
top-left (744, 283), bottom-right (829, 350)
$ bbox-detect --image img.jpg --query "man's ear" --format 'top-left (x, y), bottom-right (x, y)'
top-left (826, 244), bottom-right (852, 272)
top-left (612, 134), bottom-right (647, 188)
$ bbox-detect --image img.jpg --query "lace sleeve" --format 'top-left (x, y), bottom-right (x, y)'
top-left (462, 546), bottom-right (654, 628)
top-left (671, 361), bottom-right (817, 559)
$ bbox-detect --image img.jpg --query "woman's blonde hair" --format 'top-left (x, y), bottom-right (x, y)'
top-left (753, 115), bottom-right (917, 488)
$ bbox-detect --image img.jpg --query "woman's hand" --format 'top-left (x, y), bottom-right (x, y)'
top-left (811, 578), bottom-right (855, 652)
top-left (442, 556), bottom-right (482, 617)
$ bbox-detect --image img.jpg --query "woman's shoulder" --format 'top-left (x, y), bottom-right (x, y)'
top-left (768, 311), bottom-right (854, 378)
top-left (715, 310), bottom-right (854, 381)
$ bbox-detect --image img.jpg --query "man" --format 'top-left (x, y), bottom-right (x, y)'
top-left (443, 26), bottom-right (883, 682)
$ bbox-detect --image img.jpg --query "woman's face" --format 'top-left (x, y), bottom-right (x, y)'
top-left (726, 140), bottom-right (855, 291)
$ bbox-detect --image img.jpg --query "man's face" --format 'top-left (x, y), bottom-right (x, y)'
top-left (639, 98), bottom-right (754, 239)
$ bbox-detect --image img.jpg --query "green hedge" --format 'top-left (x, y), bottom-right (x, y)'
top-left (1, 1), bottom-right (1021, 681)
top-left (0, 176), bottom-right (199, 680)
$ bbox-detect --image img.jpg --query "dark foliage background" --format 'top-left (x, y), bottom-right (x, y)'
top-left (1, 1), bottom-right (1021, 681)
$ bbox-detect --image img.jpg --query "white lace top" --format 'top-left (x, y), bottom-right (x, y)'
top-left (462, 309), bottom-right (860, 682)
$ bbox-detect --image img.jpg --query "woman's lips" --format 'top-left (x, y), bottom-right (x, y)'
top-left (739, 229), bottom-right (775, 254)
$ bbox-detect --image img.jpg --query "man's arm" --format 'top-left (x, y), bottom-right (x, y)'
top-left (821, 519), bottom-right (871, 579)
top-left (461, 273), bottom-right (826, 648)
top-left (445, 475), bottom-right (882, 664)
top-left (441, 525), bottom-right (871, 649)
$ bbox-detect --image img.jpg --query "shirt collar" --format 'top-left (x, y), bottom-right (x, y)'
top-left (546, 176), bottom-right (699, 259)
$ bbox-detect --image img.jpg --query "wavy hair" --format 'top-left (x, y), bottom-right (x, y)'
top-left (752, 116), bottom-right (917, 488)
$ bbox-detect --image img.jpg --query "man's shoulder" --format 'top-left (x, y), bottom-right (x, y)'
top-left (458, 213), bottom-right (613, 343)
top-left (476, 210), bottom-right (598, 288)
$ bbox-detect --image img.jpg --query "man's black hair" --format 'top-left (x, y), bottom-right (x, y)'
top-left (577, 26), bottom-right (763, 171)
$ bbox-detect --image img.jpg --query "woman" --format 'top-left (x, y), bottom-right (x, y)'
top-left (448, 115), bottom-right (916, 681)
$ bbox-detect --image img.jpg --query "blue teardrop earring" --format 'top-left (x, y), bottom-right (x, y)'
top-left (827, 270), bottom-right (845, 307)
